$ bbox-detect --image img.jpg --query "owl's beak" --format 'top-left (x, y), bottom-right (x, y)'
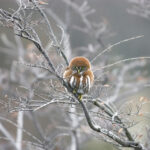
top-left (77, 69), bottom-right (80, 74)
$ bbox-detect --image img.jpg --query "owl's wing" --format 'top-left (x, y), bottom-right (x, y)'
top-left (63, 68), bottom-right (71, 80)
top-left (83, 75), bottom-right (90, 93)
top-left (83, 70), bottom-right (94, 93)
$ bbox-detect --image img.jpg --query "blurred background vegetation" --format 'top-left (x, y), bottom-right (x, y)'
top-left (0, 0), bottom-right (150, 150)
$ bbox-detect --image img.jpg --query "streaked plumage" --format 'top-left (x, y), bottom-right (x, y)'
top-left (63, 57), bottom-right (94, 97)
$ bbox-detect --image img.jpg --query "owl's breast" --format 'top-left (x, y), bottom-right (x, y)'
top-left (69, 74), bottom-right (91, 94)
top-left (63, 68), bottom-right (93, 94)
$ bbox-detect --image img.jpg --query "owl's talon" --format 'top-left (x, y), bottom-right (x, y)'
top-left (78, 94), bottom-right (82, 101)
top-left (73, 89), bottom-right (76, 94)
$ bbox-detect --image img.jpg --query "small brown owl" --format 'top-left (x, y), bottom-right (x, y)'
top-left (63, 56), bottom-right (94, 99)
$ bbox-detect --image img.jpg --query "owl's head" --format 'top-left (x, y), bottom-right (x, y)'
top-left (69, 56), bottom-right (91, 74)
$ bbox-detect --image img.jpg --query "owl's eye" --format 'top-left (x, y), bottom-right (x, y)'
top-left (81, 66), bottom-right (87, 71)
top-left (72, 66), bottom-right (77, 70)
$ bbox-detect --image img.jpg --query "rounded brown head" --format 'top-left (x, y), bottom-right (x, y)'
top-left (69, 56), bottom-right (91, 70)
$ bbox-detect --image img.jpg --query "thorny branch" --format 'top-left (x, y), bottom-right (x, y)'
top-left (30, 0), bottom-right (69, 66)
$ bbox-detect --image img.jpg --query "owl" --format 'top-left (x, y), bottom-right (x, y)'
top-left (63, 56), bottom-right (94, 99)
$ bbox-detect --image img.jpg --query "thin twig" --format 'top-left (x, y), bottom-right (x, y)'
top-left (91, 35), bottom-right (144, 63)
